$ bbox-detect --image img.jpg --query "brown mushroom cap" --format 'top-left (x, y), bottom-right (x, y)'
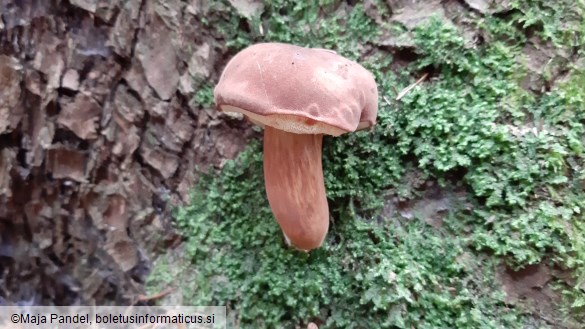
top-left (214, 43), bottom-right (378, 136)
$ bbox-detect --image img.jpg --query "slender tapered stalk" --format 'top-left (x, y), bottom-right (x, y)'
top-left (263, 126), bottom-right (329, 251)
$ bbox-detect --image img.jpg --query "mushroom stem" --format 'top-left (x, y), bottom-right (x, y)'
top-left (263, 125), bottom-right (330, 251)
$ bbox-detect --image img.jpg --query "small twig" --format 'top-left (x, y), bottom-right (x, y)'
top-left (383, 95), bottom-right (392, 106)
top-left (395, 73), bottom-right (429, 101)
top-left (133, 287), bottom-right (175, 305)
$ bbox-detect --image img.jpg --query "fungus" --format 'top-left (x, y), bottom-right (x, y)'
top-left (214, 43), bottom-right (378, 251)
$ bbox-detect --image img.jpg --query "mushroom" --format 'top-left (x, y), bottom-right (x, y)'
top-left (213, 43), bottom-right (378, 251)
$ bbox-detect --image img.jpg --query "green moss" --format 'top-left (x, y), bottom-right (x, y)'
top-left (169, 147), bottom-right (527, 328)
top-left (191, 83), bottom-right (215, 108)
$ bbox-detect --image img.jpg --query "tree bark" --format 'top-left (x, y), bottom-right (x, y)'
top-left (0, 0), bottom-right (254, 304)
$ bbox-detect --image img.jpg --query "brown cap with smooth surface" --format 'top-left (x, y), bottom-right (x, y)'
top-left (214, 43), bottom-right (378, 136)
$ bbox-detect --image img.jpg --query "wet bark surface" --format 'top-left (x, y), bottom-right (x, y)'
top-left (0, 0), bottom-right (256, 305)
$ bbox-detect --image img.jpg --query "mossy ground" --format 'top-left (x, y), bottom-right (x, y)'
top-left (147, 1), bottom-right (585, 328)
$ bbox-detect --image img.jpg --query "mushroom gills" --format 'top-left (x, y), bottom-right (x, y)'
top-left (263, 125), bottom-right (330, 251)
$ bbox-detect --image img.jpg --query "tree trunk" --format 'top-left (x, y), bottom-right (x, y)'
top-left (0, 0), bottom-right (253, 305)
